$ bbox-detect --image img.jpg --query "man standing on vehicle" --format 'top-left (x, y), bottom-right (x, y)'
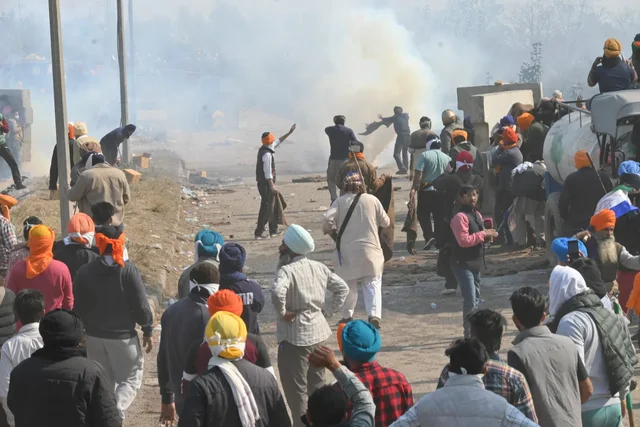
top-left (588, 37), bottom-right (637, 93)
top-left (255, 124), bottom-right (296, 240)
top-left (0, 111), bottom-right (25, 190)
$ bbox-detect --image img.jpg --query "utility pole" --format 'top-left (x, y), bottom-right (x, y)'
top-left (48, 0), bottom-right (71, 236)
top-left (128, 0), bottom-right (136, 124)
top-left (116, 0), bottom-right (131, 165)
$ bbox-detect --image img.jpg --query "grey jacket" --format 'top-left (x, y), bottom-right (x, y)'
top-left (440, 123), bottom-right (463, 155)
top-left (508, 326), bottom-right (583, 427)
top-left (334, 366), bottom-right (375, 427)
top-left (390, 374), bottom-right (537, 426)
top-left (492, 146), bottom-right (523, 192)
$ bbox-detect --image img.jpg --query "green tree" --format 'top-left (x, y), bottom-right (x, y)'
top-left (519, 42), bottom-right (543, 83)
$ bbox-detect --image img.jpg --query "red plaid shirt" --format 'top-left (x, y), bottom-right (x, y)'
top-left (339, 361), bottom-right (413, 427)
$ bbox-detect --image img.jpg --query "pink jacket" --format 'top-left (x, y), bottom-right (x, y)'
top-left (451, 210), bottom-right (486, 248)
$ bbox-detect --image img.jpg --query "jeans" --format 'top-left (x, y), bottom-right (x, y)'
top-left (393, 134), bottom-right (410, 171)
top-left (453, 265), bottom-right (481, 337)
top-left (581, 404), bottom-right (622, 427)
top-left (341, 276), bottom-right (383, 319)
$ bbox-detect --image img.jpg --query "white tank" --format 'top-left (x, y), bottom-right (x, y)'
top-left (542, 111), bottom-right (599, 185)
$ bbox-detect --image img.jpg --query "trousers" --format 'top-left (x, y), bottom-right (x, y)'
top-left (86, 335), bottom-right (144, 422)
top-left (0, 145), bottom-right (22, 187)
top-left (495, 190), bottom-right (514, 245)
top-left (278, 340), bottom-right (327, 427)
top-left (417, 190), bottom-right (444, 245)
top-left (409, 148), bottom-right (426, 180)
top-left (514, 197), bottom-right (545, 246)
top-left (453, 266), bottom-right (481, 337)
top-left (255, 182), bottom-right (278, 236)
top-left (581, 404), bottom-right (622, 427)
top-left (341, 276), bottom-right (382, 319)
top-left (327, 158), bottom-right (346, 203)
top-left (393, 134), bottom-right (410, 171)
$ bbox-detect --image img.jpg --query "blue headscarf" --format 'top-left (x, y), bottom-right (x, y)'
top-left (551, 238), bottom-right (588, 262)
top-left (195, 230), bottom-right (224, 261)
top-left (341, 320), bottom-right (382, 362)
top-left (618, 160), bottom-right (640, 177)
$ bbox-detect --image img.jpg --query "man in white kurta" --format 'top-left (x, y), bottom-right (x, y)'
top-left (323, 172), bottom-right (390, 329)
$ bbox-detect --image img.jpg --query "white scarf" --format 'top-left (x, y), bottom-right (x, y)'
top-left (456, 160), bottom-right (472, 170)
top-left (63, 231), bottom-right (95, 248)
top-left (548, 265), bottom-right (588, 318)
top-left (208, 356), bottom-right (260, 427)
top-left (188, 280), bottom-right (219, 296)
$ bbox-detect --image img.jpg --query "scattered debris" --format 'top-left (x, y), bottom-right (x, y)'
top-left (293, 176), bottom-right (325, 183)
top-left (317, 186), bottom-right (329, 190)
top-left (150, 243), bottom-right (163, 250)
top-left (185, 217), bottom-right (198, 223)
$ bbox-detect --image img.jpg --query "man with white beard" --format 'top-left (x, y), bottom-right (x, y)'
top-left (575, 209), bottom-right (640, 294)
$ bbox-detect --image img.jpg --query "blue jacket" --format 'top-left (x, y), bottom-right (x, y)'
top-left (219, 271), bottom-right (265, 335)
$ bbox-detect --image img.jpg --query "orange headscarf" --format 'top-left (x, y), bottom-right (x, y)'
top-left (574, 150), bottom-right (591, 169)
top-left (348, 152), bottom-right (365, 160)
top-left (0, 194), bottom-right (18, 220)
top-left (261, 133), bottom-right (275, 145)
top-left (517, 112), bottom-right (535, 131)
top-left (67, 123), bottom-right (75, 140)
top-left (590, 209), bottom-right (616, 232)
top-left (500, 127), bottom-right (519, 148)
top-left (337, 322), bottom-right (346, 353)
top-left (26, 225), bottom-right (55, 279)
top-left (451, 129), bottom-right (468, 144)
top-left (95, 233), bottom-right (126, 267)
top-left (626, 273), bottom-right (640, 314)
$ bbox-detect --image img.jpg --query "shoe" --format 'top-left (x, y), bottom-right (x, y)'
top-left (396, 169), bottom-right (408, 175)
top-left (254, 233), bottom-right (270, 240)
top-left (270, 230), bottom-right (284, 238)
top-left (338, 317), bottom-right (353, 325)
top-left (423, 238), bottom-right (436, 251)
top-left (368, 316), bottom-right (382, 329)
top-left (14, 183), bottom-right (26, 190)
top-left (49, 189), bottom-right (59, 200)
top-left (441, 289), bottom-right (456, 296)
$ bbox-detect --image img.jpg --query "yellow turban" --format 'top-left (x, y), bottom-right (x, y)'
top-left (603, 38), bottom-right (622, 58)
top-left (74, 122), bottom-right (88, 138)
top-left (205, 312), bottom-right (247, 360)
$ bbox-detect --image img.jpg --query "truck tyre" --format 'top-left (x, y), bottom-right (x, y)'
top-left (545, 192), bottom-right (564, 265)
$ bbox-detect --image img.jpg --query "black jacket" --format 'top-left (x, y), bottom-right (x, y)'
top-left (219, 272), bottom-right (265, 335)
top-left (325, 125), bottom-right (357, 160)
top-left (179, 359), bottom-right (291, 427)
top-left (158, 289), bottom-right (210, 407)
top-left (433, 170), bottom-right (483, 222)
top-left (559, 167), bottom-right (613, 233)
top-left (0, 288), bottom-right (15, 346)
top-left (511, 163), bottom-right (546, 201)
top-left (53, 240), bottom-right (100, 280)
top-left (73, 258), bottom-right (153, 339)
top-left (492, 146), bottom-right (523, 192)
top-left (100, 126), bottom-right (135, 165)
top-left (8, 347), bottom-right (121, 427)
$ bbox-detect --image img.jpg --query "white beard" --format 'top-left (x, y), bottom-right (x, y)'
top-left (597, 237), bottom-right (619, 265)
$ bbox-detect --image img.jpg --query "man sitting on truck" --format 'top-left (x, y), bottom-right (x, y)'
top-left (588, 37), bottom-right (637, 94)
top-left (559, 150), bottom-right (613, 236)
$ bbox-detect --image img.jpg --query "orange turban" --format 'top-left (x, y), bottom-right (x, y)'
top-left (451, 129), bottom-right (468, 143)
top-left (590, 209), bottom-right (616, 232)
top-left (574, 150), bottom-right (591, 169)
top-left (0, 194), bottom-right (18, 220)
top-left (67, 123), bottom-right (75, 140)
top-left (95, 233), bottom-right (126, 267)
top-left (67, 213), bottom-right (95, 246)
top-left (207, 289), bottom-right (243, 317)
top-left (26, 225), bottom-right (55, 279)
top-left (501, 127), bottom-right (518, 148)
top-left (337, 323), bottom-right (346, 353)
top-left (261, 133), bottom-right (275, 145)
top-left (517, 112), bottom-right (535, 131)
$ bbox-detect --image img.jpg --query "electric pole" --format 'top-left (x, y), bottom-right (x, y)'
top-left (128, 0), bottom-right (136, 124)
top-left (116, 0), bottom-right (131, 165)
top-left (48, 0), bottom-right (71, 236)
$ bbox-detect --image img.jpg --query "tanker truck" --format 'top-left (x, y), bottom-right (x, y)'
top-left (542, 90), bottom-right (640, 263)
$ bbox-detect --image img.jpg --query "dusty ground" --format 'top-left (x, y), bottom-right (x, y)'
top-left (13, 168), bottom-right (640, 426)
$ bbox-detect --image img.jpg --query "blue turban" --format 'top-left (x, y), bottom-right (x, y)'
top-left (219, 243), bottom-right (247, 274)
top-left (618, 160), bottom-right (640, 177)
top-left (195, 230), bottom-right (224, 260)
top-left (283, 224), bottom-right (315, 255)
top-left (551, 238), bottom-right (588, 262)
top-left (342, 320), bottom-right (381, 362)
top-left (500, 115), bottom-right (515, 127)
